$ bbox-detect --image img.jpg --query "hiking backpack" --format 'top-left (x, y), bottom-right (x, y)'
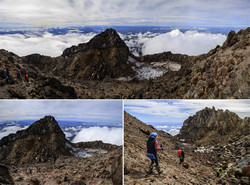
top-left (178, 149), bottom-right (182, 157)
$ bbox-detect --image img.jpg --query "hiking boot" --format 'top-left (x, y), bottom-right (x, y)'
top-left (147, 164), bottom-right (153, 174)
top-left (156, 166), bottom-right (163, 174)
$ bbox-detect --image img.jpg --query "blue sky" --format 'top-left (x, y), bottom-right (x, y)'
top-left (0, 100), bottom-right (123, 124)
top-left (124, 100), bottom-right (250, 126)
top-left (0, 0), bottom-right (249, 28)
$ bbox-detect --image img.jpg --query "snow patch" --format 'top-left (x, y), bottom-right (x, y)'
top-left (135, 66), bottom-right (165, 80)
top-left (194, 147), bottom-right (213, 153)
top-left (127, 56), bottom-right (181, 80)
top-left (66, 142), bottom-right (107, 157)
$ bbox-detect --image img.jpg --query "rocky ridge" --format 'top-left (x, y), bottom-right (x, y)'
top-left (178, 107), bottom-right (250, 146)
top-left (0, 27), bottom-right (249, 99)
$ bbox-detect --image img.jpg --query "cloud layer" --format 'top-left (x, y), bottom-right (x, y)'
top-left (72, 126), bottom-right (122, 145)
top-left (0, 32), bottom-right (96, 57)
top-left (0, 29), bottom-right (227, 57)
top-left (0, 0), bottom-right (249, 27)
top-left (0, 125), bottom-right (28, 139)
top-left (141, 30), bottom-right (226, 55)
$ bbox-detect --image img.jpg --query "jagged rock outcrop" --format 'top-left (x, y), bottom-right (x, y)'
top-left (0, 116), bottom-right (73, 165)
top-left (75, 140), bottom-right (119, 152)
top-left (1, 27), bottom-right (249, 99)
top-left (178, 107), bottom-right (249, 146)
top-left (60, 28), bottom-right (135, 80)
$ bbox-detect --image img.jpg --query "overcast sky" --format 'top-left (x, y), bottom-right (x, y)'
top-left (124, 100), bottom-right (250, 126)
top-left (0, 0), bottom-right (249, 27)
top-left (0, 100), bottom-right (122, 124)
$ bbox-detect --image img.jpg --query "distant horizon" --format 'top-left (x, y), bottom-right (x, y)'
top-left (1, 1), bottom-right (249, 27)
top-left (124, 100), bottom-right (250, 127)
top-left (0, 118), bottom-right (122, 126)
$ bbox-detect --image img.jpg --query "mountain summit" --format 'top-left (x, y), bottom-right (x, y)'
top-left (0, 116), bottom-right (72, 165)
top-left (178, 107), bottom-right (250, 146)
top-left (60, 28), bottom-right (135, 80)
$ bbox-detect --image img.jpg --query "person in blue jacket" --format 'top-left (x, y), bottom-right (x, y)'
top-left (146, 132), bottom-right (164, 174)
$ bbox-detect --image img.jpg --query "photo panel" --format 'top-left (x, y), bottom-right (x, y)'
top-left (0, 100), bottom-right (123, 185)
top-left (123, 99), bottom-right (250, 185)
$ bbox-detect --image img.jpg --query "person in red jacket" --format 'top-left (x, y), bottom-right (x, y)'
top-left (146, 132), bottom-right (164, 174)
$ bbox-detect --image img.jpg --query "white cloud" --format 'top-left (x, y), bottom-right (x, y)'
top-left (0, 29), bottom-right (228, 58)
top-left (0, 125), bottom-right (28, 139)
top-left (125, 100), bottom-right (250, 119)
top-left (72, 126), bottom-right (122, 145)
top-left (0, 100), bottom-right (123, 123)
top-left (141, 30), bottom-right (227, 55)
top-left (0, 32), bottom-right (96, 57)
top-left (167, 128), bottom-right (179, 136)
top-left (64, 131), bottom-right (74, 139)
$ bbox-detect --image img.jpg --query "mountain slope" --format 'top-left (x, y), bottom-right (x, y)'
top-left (125, 109), bottom-right (250, 185)
top-left (124, 111), bottom-right (220, 185)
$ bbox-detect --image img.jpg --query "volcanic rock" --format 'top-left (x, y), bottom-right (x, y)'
top-left (178, 107), bottom-right (250, 146)
top-left (60, 28), bottom-right (135, 80)
top-left (74, 140), bottom-right (119, 152)
top-left (0, 116), bottom-right (72, 165)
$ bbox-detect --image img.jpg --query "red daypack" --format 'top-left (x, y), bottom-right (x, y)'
top-left (178, 149), bottom-right (182, 157)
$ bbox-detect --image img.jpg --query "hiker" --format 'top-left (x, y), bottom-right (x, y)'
top-left (17, 69), bottom-right (22, 80)
top-left (3, 68), bottom-right (7, 78)
top-left (178, 147), bottom-right (185, 164)
top-left (146, 132), bottom-right (164, 174)
top-left (25, 71), bottom-right (29, 82)
top-left (29, 168), bottom-right (32, 174)
top-left (3, 68), bottom-right (9, 84)
top-left (216, 167), bottom-right (224, 177)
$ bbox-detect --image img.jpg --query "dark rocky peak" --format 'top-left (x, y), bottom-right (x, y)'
top-left (0, 116), bottom-right (72, 165)
top-left (27, 115), bottom-right (64, 135)
top-left (62, 28), bottom-right (128, 57)
top-left (0, 116), bottom-right (64, 147)
top-left (87, 28), bottom-right (128, 50)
